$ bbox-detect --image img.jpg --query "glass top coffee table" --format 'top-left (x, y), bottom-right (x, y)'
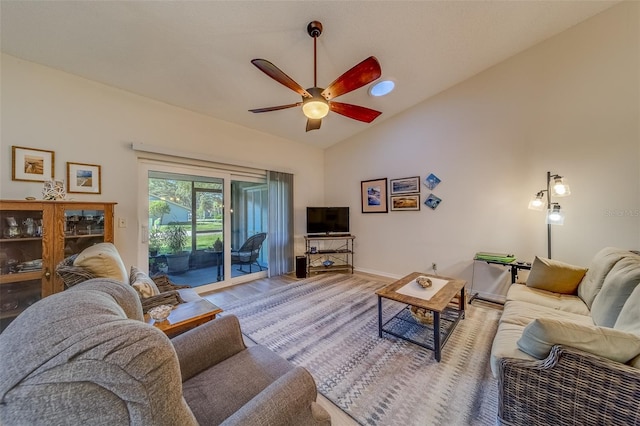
top-left (376, 272), bottom-right (466, 361)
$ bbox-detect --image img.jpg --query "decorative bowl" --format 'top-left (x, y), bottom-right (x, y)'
top-left (323, 260), bottom-right (334, 267)
top-left (148, 305), bottom-right (173, 322)
top-left (410, 306), bottom-right (433, 324)
top-left (416, 276), bottom-right (433, 288)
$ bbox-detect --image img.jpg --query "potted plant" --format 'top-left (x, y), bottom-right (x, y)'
top-left (165, 223), bottom-right (190, 274)
top-left (213, 237), bottom-right (223, 252)
top-left (148, 227), bottom-right (163, 257)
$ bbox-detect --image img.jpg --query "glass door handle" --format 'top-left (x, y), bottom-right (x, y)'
top-left (44, 269), bottom-right (51, 280)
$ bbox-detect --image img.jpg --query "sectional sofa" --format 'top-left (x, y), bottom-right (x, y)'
top-left (490, 247), bottom-right (640, 425)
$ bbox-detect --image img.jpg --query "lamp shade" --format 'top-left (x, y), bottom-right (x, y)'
top-left (528, 191), bottom-right (546, 211)
top-left (302, 98), bottom-right (329, 119)
top-left (302, 88), bottom-right (329, 119)
top-left (546, 204), bottom-right (565, 225)
top-left (551, 176), bottom-right (571, 197)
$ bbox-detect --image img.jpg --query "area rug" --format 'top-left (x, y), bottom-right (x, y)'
top-left (222, 273), bottom-right (501, 426)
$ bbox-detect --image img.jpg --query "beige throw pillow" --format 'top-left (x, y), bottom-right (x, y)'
top-left (73, 242), bottom-right (128, 283)
top-left (517, 317), bottom-right (640, 363)
top-left (526, 256), bottom-right (587, 294)
top-left (130, 266), bottom-right (161, 299)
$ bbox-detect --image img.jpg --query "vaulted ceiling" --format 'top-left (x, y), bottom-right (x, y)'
top-left (0, 1), bottom-right (618, 148)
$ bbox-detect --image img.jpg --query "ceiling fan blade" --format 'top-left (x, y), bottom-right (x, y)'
top-left (251, 59), bottom-right (311, 98)
top-left (321, 56), bottom-right (382, 100)
top-left (249, 103), bottom-right (302, 113)
top-left (306, 118), bottom-right (322, 132)
top-left (330, 102), bottom-right (382, 123)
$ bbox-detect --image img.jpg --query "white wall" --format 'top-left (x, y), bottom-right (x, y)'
top-left (2, 2), bottom-right (638, 284)
top-left (325, 2), bottom-right (640, 282)
top-left (1, 54), bottom-right (325, 267)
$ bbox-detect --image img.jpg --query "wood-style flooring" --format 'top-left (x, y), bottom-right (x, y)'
top-left (200, 272), bottom-right (391, 426)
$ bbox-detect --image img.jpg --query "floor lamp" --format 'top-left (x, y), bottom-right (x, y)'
top-left (527, 171), bottom-right (571, 258)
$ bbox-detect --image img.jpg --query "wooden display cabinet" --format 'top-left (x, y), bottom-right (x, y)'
top-left (0, 200), bottom-right (116, 332)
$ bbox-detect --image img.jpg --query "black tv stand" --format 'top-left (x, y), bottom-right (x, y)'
top-left (304, 234), bottom-right (355, 276)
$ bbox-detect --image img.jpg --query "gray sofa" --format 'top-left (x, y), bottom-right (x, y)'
top-left (490, 247), bottom-right (640, 425)
top-left (0, 279), bottom-right (331, 426)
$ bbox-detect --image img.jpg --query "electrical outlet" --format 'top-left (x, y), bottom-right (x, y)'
top-left (118, 218), bottom-right (127, 228)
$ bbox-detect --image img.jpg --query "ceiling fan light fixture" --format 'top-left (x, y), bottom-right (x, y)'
top-left (302, 88), bottom-right (329, 119)
top-left (369, 79), bottom-right (395, 97)
top-left (302, 98), bottom-right (329, 119)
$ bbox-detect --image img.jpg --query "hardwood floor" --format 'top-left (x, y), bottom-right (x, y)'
top-left (202, 273), bottom-right (298, 307)
top-left (200, 272), bottom-right (384, 426)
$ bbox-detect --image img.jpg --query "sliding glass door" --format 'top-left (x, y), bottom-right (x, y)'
top-left (138, 160), bottom-right (269, 291)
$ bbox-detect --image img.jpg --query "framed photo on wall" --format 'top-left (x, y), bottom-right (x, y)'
top-left (389, 176), bottom-right (420, 195)
top-left (424, 193), bottom-right (442, 210)
top-left (12, 146), bottom-right (55, 182)
top-left (67, 162), bottom-right (102, 194)
top-left (361, 178), bottom-right (388, 213)
top-left (390, 194), bottom-right (421, 211)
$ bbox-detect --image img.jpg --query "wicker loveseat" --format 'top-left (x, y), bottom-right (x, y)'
top-left (490, 247), bottom-right (640, 425)
top-left (56, 242), bottom-right (192, 313)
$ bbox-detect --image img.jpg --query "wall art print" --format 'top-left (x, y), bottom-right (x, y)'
top-left (67, 162), bottom-right (102, 194)
top-left (12, 146), bottom-right (55, 182)
top-left (389, 176), bottom-right (420, 195)
top-left (361, 178), bottom-right (388, 213)
top-left (424, 173), bottom-right (441, 190)
top-left (390, 194), bottom-right (421, 211)
top-left (424, 193), bottom-right (442, 210)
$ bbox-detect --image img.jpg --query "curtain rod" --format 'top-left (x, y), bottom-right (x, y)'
top-left (131, 142), bottom-right (295, 175)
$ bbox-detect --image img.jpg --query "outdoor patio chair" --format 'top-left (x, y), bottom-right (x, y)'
top-left (231, 232), bottom-right (267, 273)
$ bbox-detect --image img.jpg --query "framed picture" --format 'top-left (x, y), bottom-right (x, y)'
top-left (424, 173), bottom-right (441, 190)
top-left (67, 162), bottom-right (101, 194)
top-left (390, 176), bottom-right (420, 195)
top-left (12, 146), bottom-right (55, 182)
top-left (361, 178), bottom-right (388, 213)
top-left (390, 195), bottom-right (421, 211)
top-left (424, 193), bottom-right (442, 210)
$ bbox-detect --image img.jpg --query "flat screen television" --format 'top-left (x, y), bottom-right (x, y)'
top-left (306, 207), bottom-right (350, 235)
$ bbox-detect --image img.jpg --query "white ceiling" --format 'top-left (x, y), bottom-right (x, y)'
top-left (0, 1), bottom-right (618, 148)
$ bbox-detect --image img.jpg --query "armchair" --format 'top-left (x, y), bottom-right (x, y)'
top-left (0, 279), bottom-right (331, 425)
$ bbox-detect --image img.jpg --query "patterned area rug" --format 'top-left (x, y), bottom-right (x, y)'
top-left (223, 273), bottom-right (501, 426)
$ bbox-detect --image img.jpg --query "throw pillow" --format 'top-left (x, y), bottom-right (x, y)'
top-left (526, 256), bottom-right (587, 294)
top-left (591, 255), bottom-right (640, 328)
top-left (613, 260), bottom-right (640, 334)
top-left (517, 317), bottom-right (640, 363)
top-left (130, 266), bottom-right (161, 299)
top-left (73, 242), bottom-right (128, 283)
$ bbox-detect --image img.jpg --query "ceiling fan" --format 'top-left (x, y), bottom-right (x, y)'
top-left (249, 21), bottom-right (383, 132)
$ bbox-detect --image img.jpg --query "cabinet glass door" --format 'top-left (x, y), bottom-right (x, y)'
top-left (0, 205), bottom-right (47, 332)
top-left (62, 208), bottom-right (107, 256)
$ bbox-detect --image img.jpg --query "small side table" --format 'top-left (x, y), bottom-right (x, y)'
top-left (469, 258), bottom-right (531, 304)
top-left (205, 249), bottom-right (224, 281)
top-left (145, 298), bottom-right (223, 337)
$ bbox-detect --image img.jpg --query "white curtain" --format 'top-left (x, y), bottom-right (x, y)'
top-left (267, 171), bottom-right (294, 276)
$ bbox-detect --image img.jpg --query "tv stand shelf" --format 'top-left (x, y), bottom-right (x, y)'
top-left (304, 235), bottom-right (355, 276)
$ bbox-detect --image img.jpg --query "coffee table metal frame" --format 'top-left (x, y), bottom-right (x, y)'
top-left (376, 272), bottom-right (466, 362)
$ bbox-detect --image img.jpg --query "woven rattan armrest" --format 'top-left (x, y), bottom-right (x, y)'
top-left (140, 290), bottom-right (186, 313)
top-left (498, 345), bottom-right (640, 426)
top-left (151, 274), bottom-right (191, 292)
top-left (56, 255), bottom-right (98, 288)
